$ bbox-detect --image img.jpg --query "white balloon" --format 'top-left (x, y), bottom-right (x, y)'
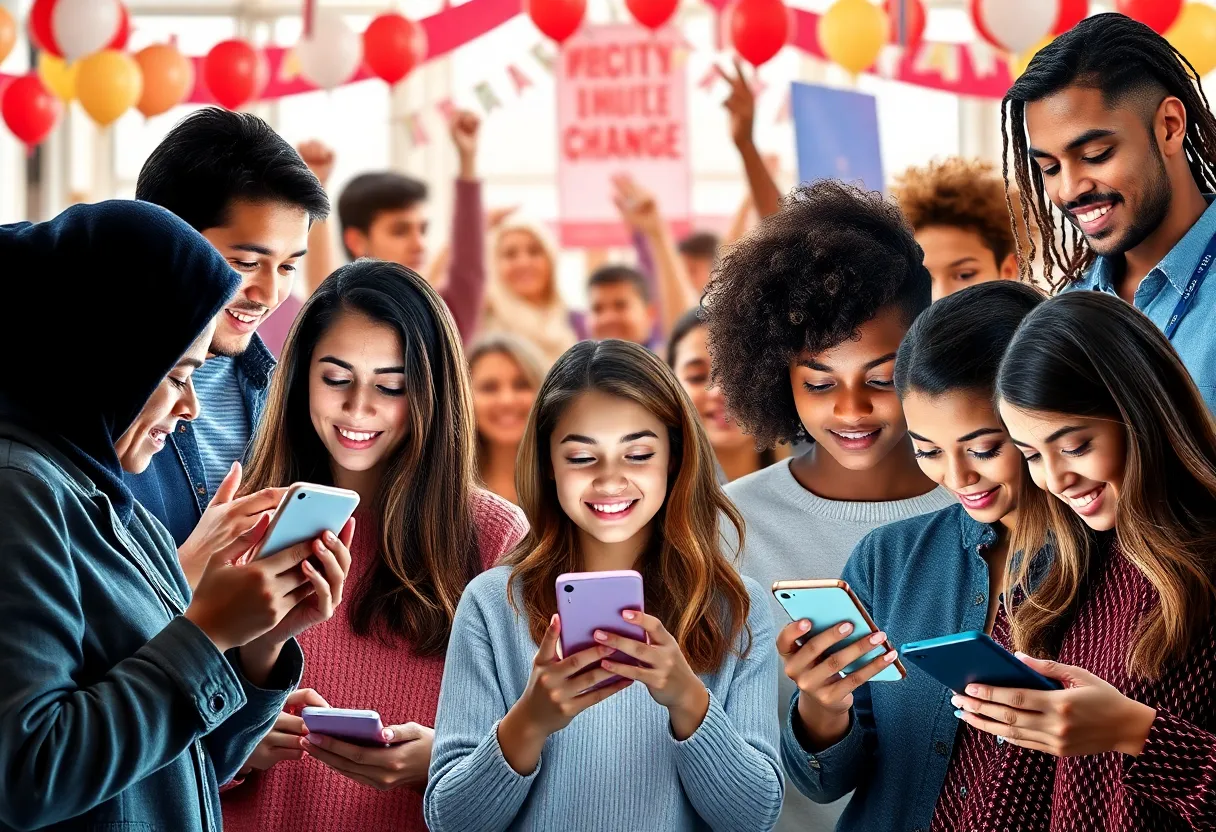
top-left (52, 0), bottom-right (121, 62)
top-left (296, 9), bottom-right (363, 91)
top-left (975, 0), bottom-right (1056, 54)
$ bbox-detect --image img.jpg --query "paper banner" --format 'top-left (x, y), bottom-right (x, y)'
top-left (506, 64), bottom-right (533, 94)
top-left (474, 81), bottom-right (503, 113)
top-left (405, 112), bottom-right (429, 146)
top-left (530, 42), bottom-right (555, 73)
top-left (435, 97), bottom-right (457, 123)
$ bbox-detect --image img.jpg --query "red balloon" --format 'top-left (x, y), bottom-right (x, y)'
top-left (526, 0), bottom-right (586, 44)
top-left (1052, 0), bottom-right (1088, 34)
top-left (2, 74), bottom-right (62, 146)
top-left (28, 0), bottom-right (60, 57)
top-left (885, 0), bottom-right (926, 50)
top-left (1116, 0), bottom-right (1182, 34)
top-left (968, 0), bottom-right (1000, 49)
top-left (203, 40), bottom-right (266, 111)
top-left (730, 0), bottom-right (790, 67)
top-left (626, 0), bottom-right (679, 30)
top-left (363, 13), bottom-right (426, 85)
top-left (108, 3), bottom-right (131, 50)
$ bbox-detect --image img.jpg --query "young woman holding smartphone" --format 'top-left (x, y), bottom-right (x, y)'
top-left (777, 281), bottom-right (1046, 831)
top-left (221, 261), bottom-right (527, 832)
top-left (424, 339), bottom-right (783, 831)
top-left (932, 291), bottom-right (1216, 830)
top-left (0, 202), bottom-right (350, 830)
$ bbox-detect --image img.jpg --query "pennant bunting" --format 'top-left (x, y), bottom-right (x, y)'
top-left (506, 64), bottom-right (534, 95)
top-left (774, 89), bottom-right (791, 124)
top-left (531, 43), bottom-right (555, 73)
top-left (405, 112), bottom-right (429, 146)
top-left (698, 65), bottom-right (720, 91)
top-left (474, 81), bottom-right (503, 113)
top-left (969, 41), bottom-right (1000, 79)
top-left (435, 98), bottom-right (457, 124)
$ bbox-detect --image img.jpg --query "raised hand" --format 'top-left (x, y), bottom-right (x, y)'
top-left (611, 173), bottom-right (662, 236)
top-left (303, 722), bottom-right (435, 792)
top-left (450, 110), bottom-right (481, 179)
top-left (778, 618), bottom-right (899, 750)
top-left (717, 58), bottom-right (756, 148)
top-left (487, 205), bottom-right (520, 231)
top-left (178, 461), bottom-right (286, 589)
top-left (296, 140), bottom-right (336, 187)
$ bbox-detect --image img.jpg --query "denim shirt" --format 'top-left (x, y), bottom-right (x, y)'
top-left (1068, 195), bottom-right (1216, 410)
top-left (0, 423), bottom-right (302, 831)
top-left (780, 504), bottom-right (1006, 832)
top-left (126, 335), bottom-right (275, 546)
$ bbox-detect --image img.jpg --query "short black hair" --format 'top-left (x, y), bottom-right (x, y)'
top-left (337, 172), bottom-right (429, 259)
top-left (678, 231), bottom-right (721, 262)
top-left (703, 180), bottom-right (931, 447)
top-left (895, 280), bottom-right (1044, 399)
top-left (588, 264), bottom-right (651, 303)
top-left (136, 107), bottom-right (329, 233)
top-left (1003, 12), bottom-right (1216, 288)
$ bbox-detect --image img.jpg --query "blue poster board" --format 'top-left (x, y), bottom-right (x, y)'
top-left (791, 81), bottom-right (884, 193)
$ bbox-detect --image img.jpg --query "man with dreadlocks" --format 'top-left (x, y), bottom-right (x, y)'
top-left (1003, 12), bottom-right (1216, 410)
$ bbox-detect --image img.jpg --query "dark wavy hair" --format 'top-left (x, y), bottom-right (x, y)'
top-left (1002, 12), bottom-right (1216, 288)
top-left (242, 260), bottom-right (482, 656)
top-left (701, 180), bottom-right (931, 447)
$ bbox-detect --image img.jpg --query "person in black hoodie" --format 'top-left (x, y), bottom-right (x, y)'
top-left (0, 200), bottom-right (352, 831)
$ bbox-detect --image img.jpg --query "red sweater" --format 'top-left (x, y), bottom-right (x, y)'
top-left (221, 490), bottom-right (527, 832)
top-left (932, 541), bottom-right (1216, 831)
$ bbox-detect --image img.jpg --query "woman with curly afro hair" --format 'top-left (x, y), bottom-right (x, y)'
top-left (891, 157), bottom-right (1026, 302)
top-left (706, 180), bottom-right (956, 832)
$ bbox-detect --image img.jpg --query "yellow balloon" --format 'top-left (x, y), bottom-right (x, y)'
top-left (1167, 3), bottom-right (1216, 78)
top-left (0, 6), bottom-right (16, 66)
top-left (37, 53), bottom-right (79, 103)
top-left (819, 0), bottom-right (889, 75)
top-left (76, 50), bottom-right (144, 127)
top-left (1011, 36), bottom-right (1054, 79)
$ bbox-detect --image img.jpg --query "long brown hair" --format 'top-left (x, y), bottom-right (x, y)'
top-left (1001, 13), bottom-right (1216, 289)
top-left (997, 292), bottom-right (1216, 679)
top-left (242, 260), bottom-right (482, 656)
top-left (506, 339), bottom-right (751, 672)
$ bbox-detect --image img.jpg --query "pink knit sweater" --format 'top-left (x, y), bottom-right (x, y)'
top-left (221, 490), bottom-right (527, 832)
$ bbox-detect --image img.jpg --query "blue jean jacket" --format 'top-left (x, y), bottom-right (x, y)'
top-left (781, 504), bottom-right (1025, 832)
top-left (126, 336), bottom-right (275, 546)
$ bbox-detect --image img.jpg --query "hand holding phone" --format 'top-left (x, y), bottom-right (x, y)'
top-left (556, 570), bottom-right (647, 688)
top-left (301, 711), bottom-right (435, 791)
top-left (899, 631), bottom-right (1064, 694)
top-left (772, 580), bottom-right (903, 750)
top-left (252, 483), bottom-right (360, 560)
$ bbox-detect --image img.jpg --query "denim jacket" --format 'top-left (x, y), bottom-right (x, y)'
top-left (126, 336), bottom-right (275, 546)
top-left (0, 424), bottom-right (302, 832)
top-left (1068, 195), bottom-right (1216, 411)
top-left (781, 504), bottom-right (1017, 832)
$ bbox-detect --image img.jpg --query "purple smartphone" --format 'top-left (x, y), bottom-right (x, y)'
top-left (301, 707), bottom-right (390, 747)
top-left (555, 570), bottom-right (646, 689)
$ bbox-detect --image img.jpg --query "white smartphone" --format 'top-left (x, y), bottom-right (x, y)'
top-left (252, 482), bottom-right (360, 560)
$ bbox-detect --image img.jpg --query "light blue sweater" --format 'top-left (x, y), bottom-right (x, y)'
top-left (423, 565), bottom-right (784, 831)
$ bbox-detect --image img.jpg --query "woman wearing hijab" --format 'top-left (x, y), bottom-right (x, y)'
top-left (0, 201), bottom-right (352, 831)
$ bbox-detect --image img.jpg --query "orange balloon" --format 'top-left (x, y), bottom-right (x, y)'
top-left (76, 50), bottom-right (143, 127)
top-left (134, 43), bottom-right (195, 118)
top-left (0, 6), bottom-right (16, 65)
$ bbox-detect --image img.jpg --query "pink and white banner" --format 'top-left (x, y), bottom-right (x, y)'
top-left (556, 25), bottom-right (691, 248)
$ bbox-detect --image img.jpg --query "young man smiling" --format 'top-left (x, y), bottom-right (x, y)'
top-left (126, 107), bottom-right (330, 546)
top-left (1004, 12), bottom-right (1216, 408)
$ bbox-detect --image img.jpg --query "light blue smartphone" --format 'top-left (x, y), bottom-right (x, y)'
top-left (252, 482), bottom-right (360, 559)
top-left (772, 579), bottom-right (905, 682)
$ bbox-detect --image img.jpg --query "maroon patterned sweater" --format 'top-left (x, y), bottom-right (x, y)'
top-left (931, 542), bottom-right (1216, 831)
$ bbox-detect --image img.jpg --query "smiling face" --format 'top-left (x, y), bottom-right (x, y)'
top-left (588, 280), bottom-right (654, 345)
top-left (904, 389), bottom-right (1022, 526)
top-left (202, 200), bottom-right (310, 357)
top-left (495, 229), bottom-right (554, 304)
top-left (549, 390), bottom-right (671, 555)
top-left (116, 320), bottom-right (215, 474)
top-left (309, 309), bottom-right (411, 483)
top-left (998, 403), bottom-right (1126, 531)
top-left (471, 350), bottom-right (537, 449)
top-left (789, 305), bottom-right (910, 471)
top-left (1024, 86), bottom-right (1174, 258)
top-left (916, 225), bottom-right (1018, 302)
top-left (671, 324), bottom-right (750, 453)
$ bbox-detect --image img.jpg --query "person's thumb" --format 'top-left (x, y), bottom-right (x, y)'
top-left (211, 461), bottom-right (242, 507)
top-left (214, 513), bottom-right (272, 567)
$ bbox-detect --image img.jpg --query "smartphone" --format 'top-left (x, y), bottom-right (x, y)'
top-left (900, 631), bottom-right (1064, 693)
top-left (301, 707), bottom-right (392, 747)
top-left (555, 570), bottom-right (646, 689)
top-left (252, 483), bottom-right (360, 560)
top-left (771, 579), bottom-right (905, 682)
